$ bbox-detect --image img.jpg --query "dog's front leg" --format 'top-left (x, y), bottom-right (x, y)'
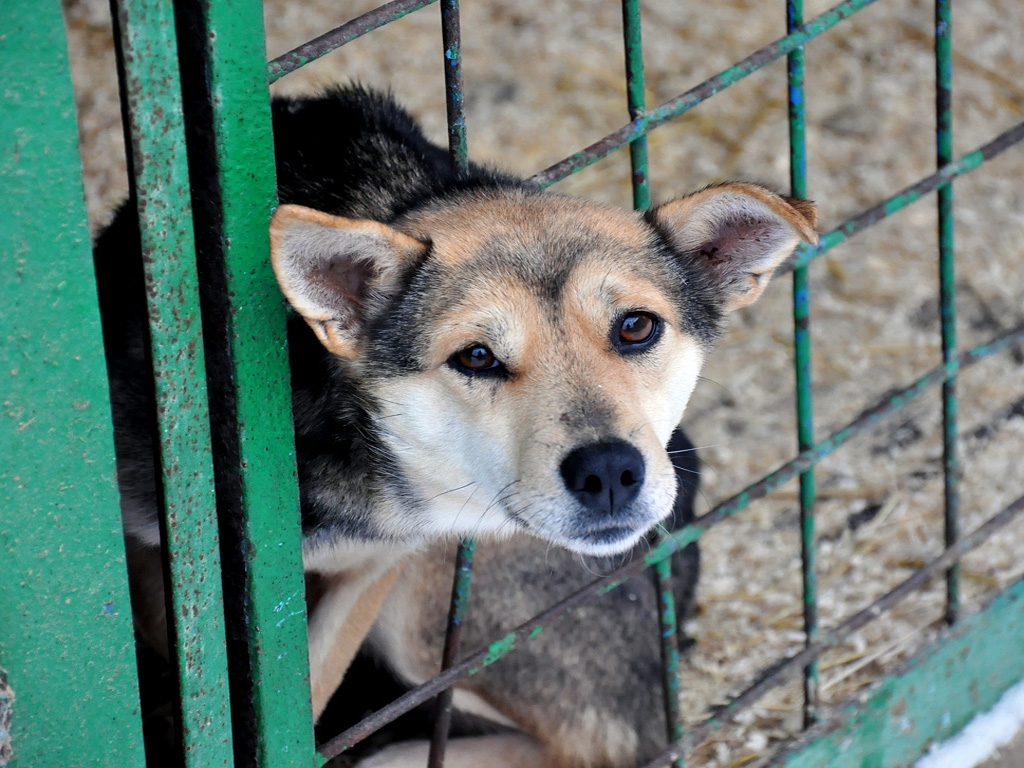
top-left (307, 561), bottom-right (404, 721)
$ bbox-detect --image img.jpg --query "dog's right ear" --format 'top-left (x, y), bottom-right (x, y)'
top-left (270, 204), bottom-right (428, 359)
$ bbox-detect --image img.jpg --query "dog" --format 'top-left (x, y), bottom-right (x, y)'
top-left (94, 85), bottom-right (817, 766)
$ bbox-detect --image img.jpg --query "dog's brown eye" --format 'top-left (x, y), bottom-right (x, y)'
top-left (618, 312), bottom-right (658, 346)
top-left (452, 344), bottom-right (503, 375)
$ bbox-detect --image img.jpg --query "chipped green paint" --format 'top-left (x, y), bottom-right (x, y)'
top-left (482, 633), bottom-right (518, 667)
top-left (777, 577), bottom-right (1024, 768)
top-left (935, 0), bottom-right (960, 626)
top-left (787, 0), bottom-right (819, 728)
top-left (111, 0), bottom-right (234, 762)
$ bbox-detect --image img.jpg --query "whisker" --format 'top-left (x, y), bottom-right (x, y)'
top-left (423, 481), bottom-right (476, 504)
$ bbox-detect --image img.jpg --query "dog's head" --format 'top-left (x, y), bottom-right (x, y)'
top-left (270, 183), bottom-right (817, 555)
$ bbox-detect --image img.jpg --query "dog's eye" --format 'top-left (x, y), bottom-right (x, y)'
top-left (617, 312), bottom-right (660, 349)
top-left (451, 344), bottom-right (504, 375)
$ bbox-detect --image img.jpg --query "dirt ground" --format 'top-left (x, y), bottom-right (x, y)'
top-left (61, 0), bottom-right (1024, 765)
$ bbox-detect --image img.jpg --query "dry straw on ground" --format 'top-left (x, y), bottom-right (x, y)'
top-left (62, 0), bottom-right (1024, 764)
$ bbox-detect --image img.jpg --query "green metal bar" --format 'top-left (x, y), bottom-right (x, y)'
top-left (622, 0), bottom-right (651, 211)
top-left (531, 0), bottom-right (880, 187)
top-left (428, 540), bottom-right (476, 768)
top-left (935, 0), bottom-right (960, 626)
top-left (787, 119), bottom-right (1024, 271)
top-left (0, 3), bottom-right (146, 764)
top-left (654, 557), bottom-right (685, 758)
top-left (440, 0), bottom-right (468, 175)
top-left (110, 0), bottom-right (234, 763)
top-left (196, 0), bottom-right (317, 762)
top-left (786, 0), bottom-right (819, 728)
top-left (267, 0), bottom-right (438, 83)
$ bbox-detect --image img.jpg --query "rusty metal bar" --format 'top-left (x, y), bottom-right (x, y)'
top-left (109, 0), bottom-right (234, 763)
top-left (530, 0), bottom-right (880, 188)
top-left (267, 0), bottom-right (438, 83)
top-left (439, 0), bottom-right (468, 175)
top-left (317, 319), bottom-right (1024, 759)
top-left (427, 3), bottom-right (471, 763)
top-left (786, 0), bottom-right (819, 729)
top-left (935, 0), bottom-right (960, 626)
top-left (427, 540), bottom-right (475, 768)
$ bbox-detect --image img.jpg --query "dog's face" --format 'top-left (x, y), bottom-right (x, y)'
top-left (270, 184), bottom-right (817, 555)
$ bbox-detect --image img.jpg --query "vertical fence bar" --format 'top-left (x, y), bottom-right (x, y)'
top-left (190, 0), bottom-right (318, 763)
top-left (787, 0), bottom-right (819, 727)
top-left (654, 557), bottom-right (685, 760)
top-left (0, 4), bottom-right (146, 763)
top-left (622, 0), bottom-right (651, 212)
top-left (622, 0), bottom-right (684, 760)
top-left (428, 540), bottom-right (476, 768)
top-left (440, 0), bottom-right (468, 176)
top-left (110, 0), bottom-right (235, 763)
top-left (429, 3), bottom-right (473, 764)
top-left (935, 0), bottom-right (959, 625)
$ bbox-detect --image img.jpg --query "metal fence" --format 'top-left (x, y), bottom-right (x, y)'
top-left (3, 0), bottom-right (1024, 766)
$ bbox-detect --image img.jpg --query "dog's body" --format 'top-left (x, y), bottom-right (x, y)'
top-left (95, 86), bottom-right (816, 766)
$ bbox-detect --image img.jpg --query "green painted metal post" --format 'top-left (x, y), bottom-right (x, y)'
top-left (935, 0), bottom-right (960, 627)
top-left (192, 1), bottom-right (318, 763)
top-left (622, 0), bottom-right (651, 212)
top-left (0, 2), bottom-right (146, 765)
top-left (787, 0), bottom-right (819, 728)
top-left (110, 0), bottom-right (235, 763)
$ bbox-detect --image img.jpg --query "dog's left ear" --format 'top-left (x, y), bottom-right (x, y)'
top-left (648, 182), bottom-right (819, 311)
top-left (270, 204), bottom-right (428, 358)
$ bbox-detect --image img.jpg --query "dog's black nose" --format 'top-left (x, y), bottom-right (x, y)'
top-left (560, 440), bottom-right (645, 516)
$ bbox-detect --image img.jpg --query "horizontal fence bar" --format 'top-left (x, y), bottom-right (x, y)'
top-left (784, 119), bottom-right (1024, 273)
top-left (530, 0), bottom-right (879, 187)
top-left (267, 0), bottom-right (438, 82)
top-left (318, 320), bottom-right (1024, 758)
top-left (641, 491), bottom-right (1024, 768)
